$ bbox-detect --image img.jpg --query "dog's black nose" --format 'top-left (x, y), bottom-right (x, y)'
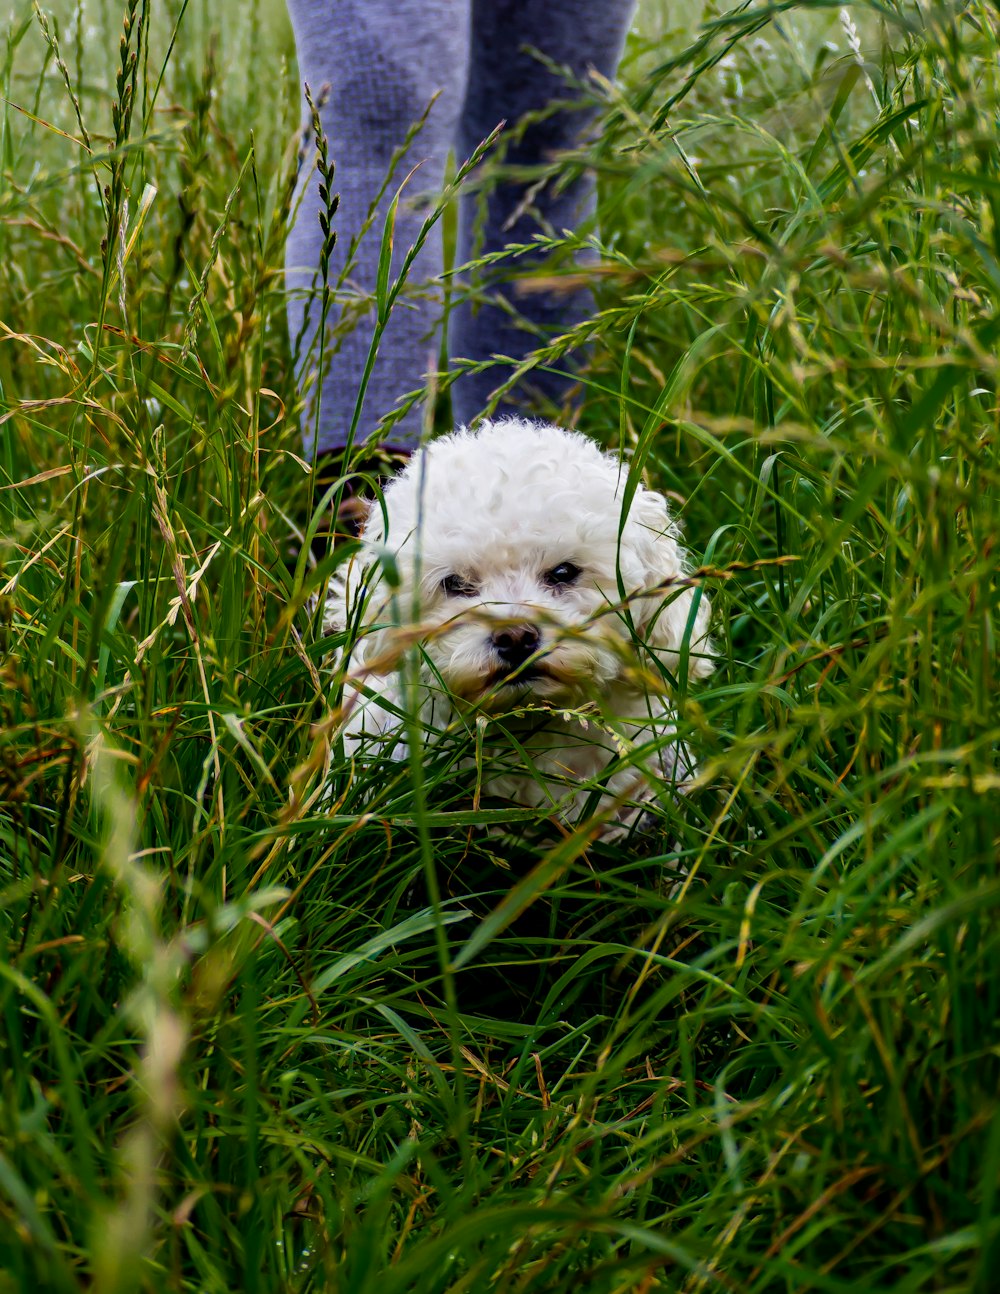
top-left (491, 623), bottom-right (541, 667)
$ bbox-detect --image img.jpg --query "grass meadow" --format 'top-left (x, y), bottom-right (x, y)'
top-left (1, 0), bottom-right (999, 1289)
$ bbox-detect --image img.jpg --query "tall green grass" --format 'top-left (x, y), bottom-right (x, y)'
top-left (1, 1), bottom-right (998, 1290)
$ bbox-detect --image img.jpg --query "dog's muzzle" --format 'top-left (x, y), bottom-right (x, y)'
top-left (490, 622), bottom-right (541, 677)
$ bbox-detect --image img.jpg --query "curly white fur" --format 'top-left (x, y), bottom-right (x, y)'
top-left (326, 419), bottom-right (713, 832)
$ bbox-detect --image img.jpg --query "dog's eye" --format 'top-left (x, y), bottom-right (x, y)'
top-left (544, 561), bottom-right (581, 588)
top-left (440, 573), bottom-right (478, 597)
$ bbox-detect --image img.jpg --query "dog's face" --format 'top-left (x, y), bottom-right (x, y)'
top-left (341, 420), bottom-right (712, 709)
top-left (397, 531), bottom-right (629, 709)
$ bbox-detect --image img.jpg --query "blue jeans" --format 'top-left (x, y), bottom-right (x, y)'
top-left (284, 0), bottom-right (635, 455)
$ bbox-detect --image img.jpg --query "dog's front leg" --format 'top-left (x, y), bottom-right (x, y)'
top-left (341, 674), bottom-right (411, 763)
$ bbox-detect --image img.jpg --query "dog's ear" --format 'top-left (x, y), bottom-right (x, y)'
top-left (321, 540), bottom-right (379, 641)
top-left (319, 491), bottom-right (386, 638)
top-left (321, 559), bottom-right (354, 638)
top-left (625, 487), bottom-right (713, 682)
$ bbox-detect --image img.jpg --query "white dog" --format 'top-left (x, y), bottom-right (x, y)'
top-left (326, 418), bottom-right (713, 833)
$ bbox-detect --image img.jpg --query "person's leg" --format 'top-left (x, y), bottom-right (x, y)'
top-left (285, 0), bottom-right (471, 459)
top-left (451, 0), bottom-right (635, 426)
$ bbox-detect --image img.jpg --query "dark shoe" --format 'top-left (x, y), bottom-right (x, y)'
top-left (311, 444), bottom-right (411, 553)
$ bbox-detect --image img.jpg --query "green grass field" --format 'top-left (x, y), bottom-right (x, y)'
top-left (2, 1), bottom-right (998, 1290)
